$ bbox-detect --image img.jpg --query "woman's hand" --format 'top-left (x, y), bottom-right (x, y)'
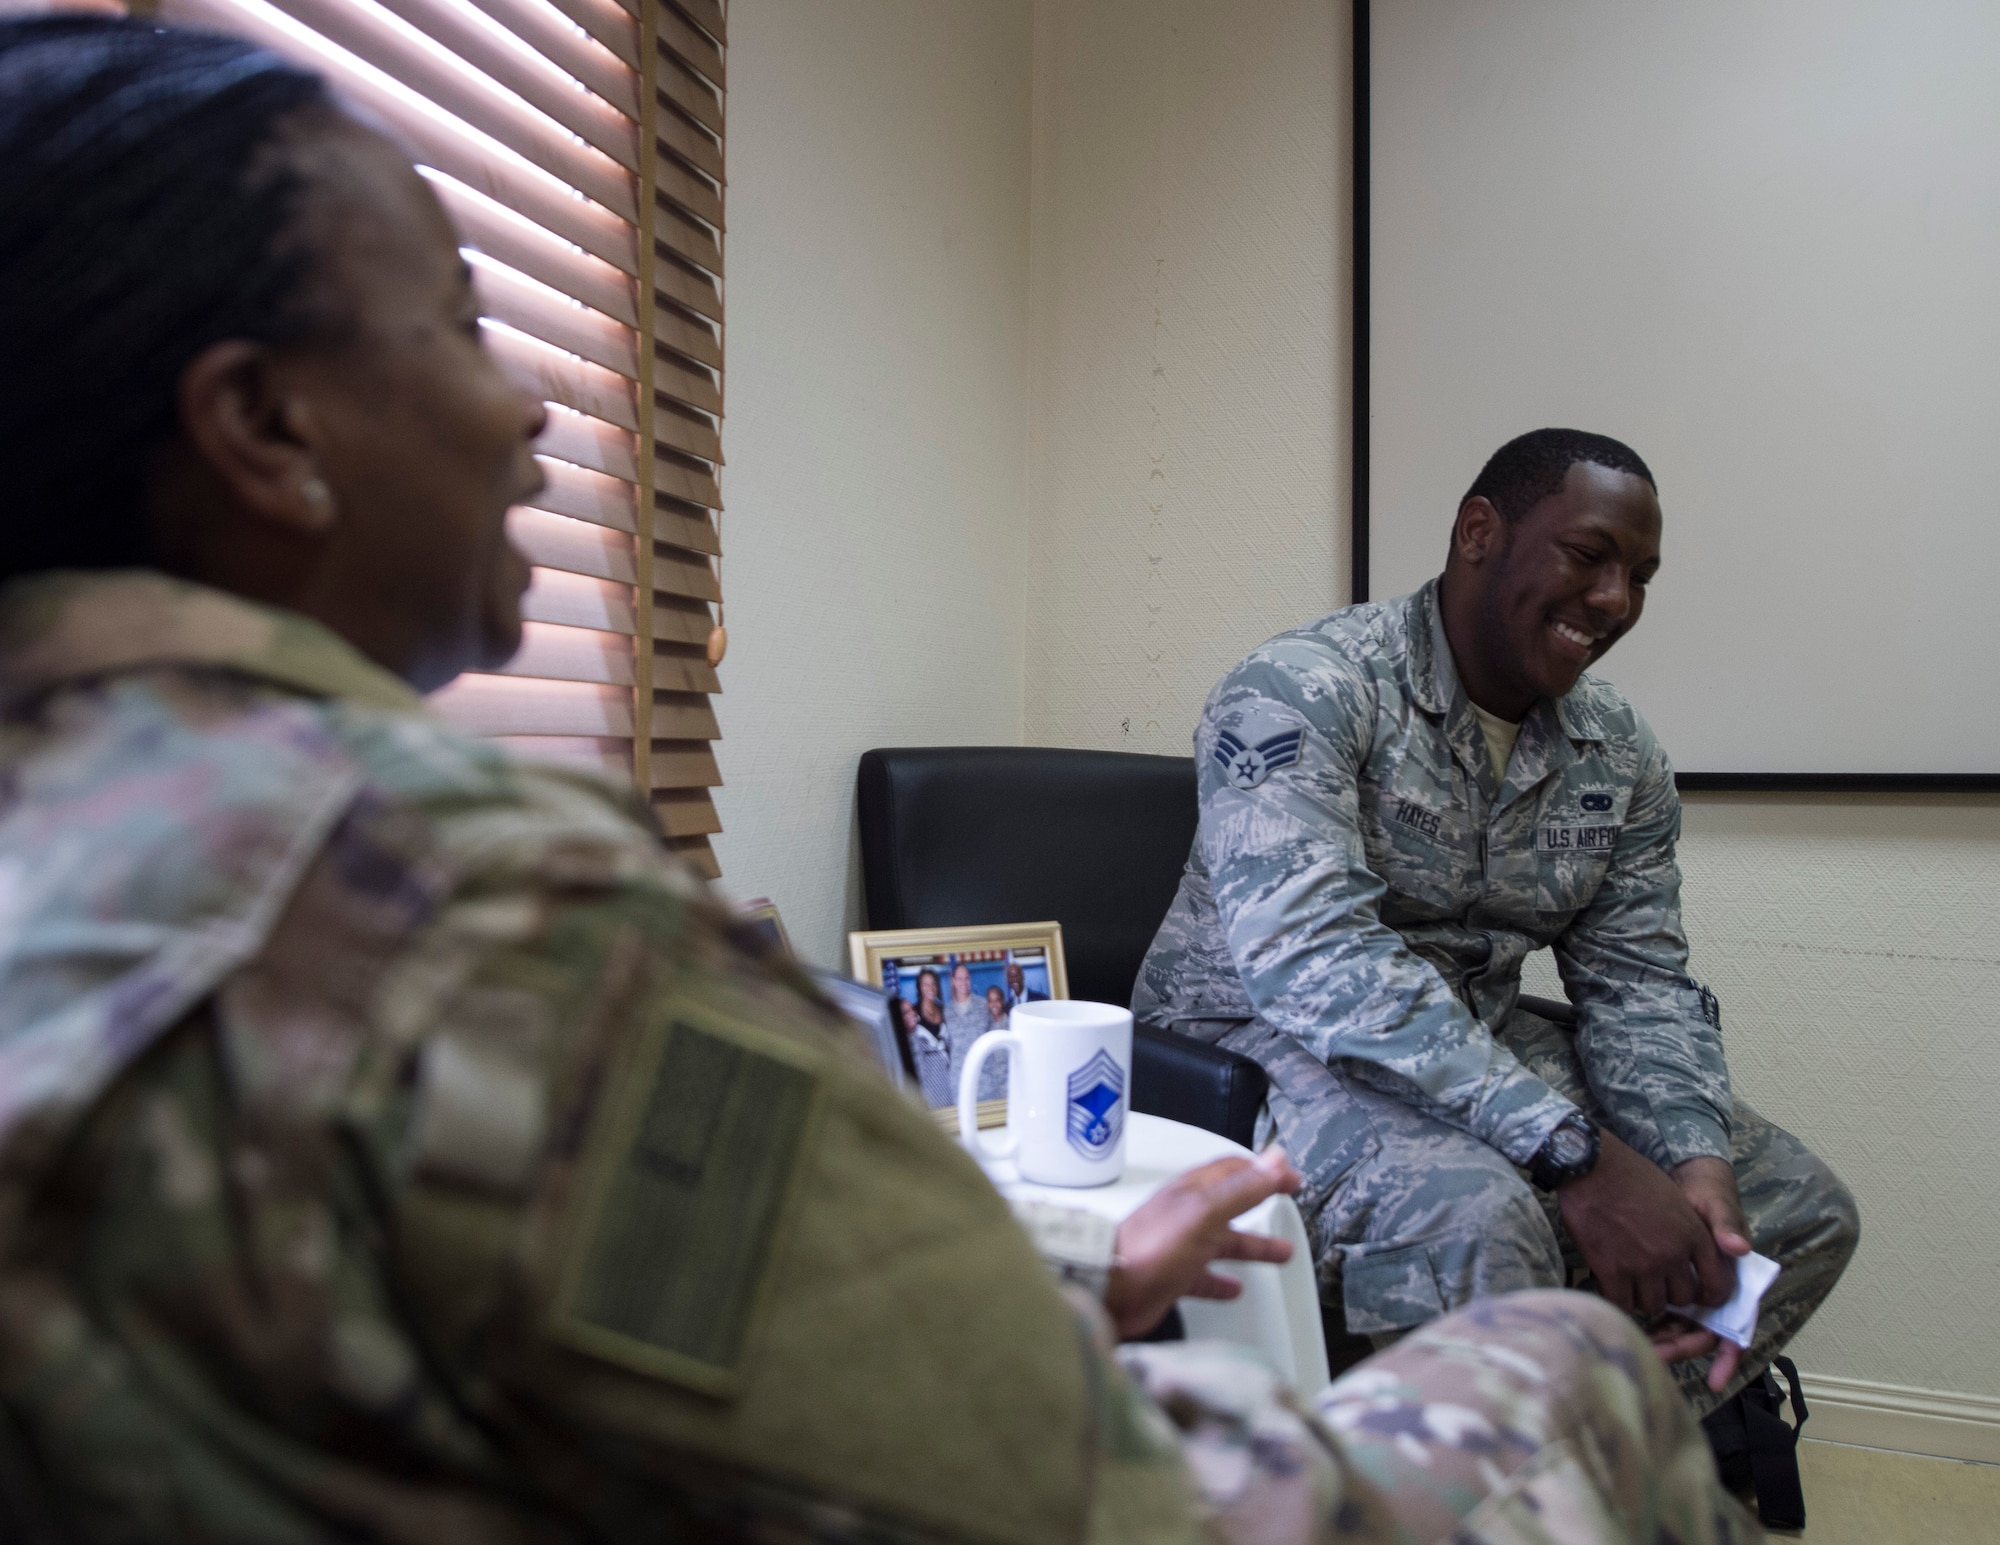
top-left (1104, 1147), bottom-right (1303, 1340)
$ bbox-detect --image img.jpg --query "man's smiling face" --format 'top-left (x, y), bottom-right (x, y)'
top-left (1457, 462), bottom-right (1662, 711)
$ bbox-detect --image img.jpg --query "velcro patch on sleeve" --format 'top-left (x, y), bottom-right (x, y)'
top-left (550, 997), bottom-right (820, 1395)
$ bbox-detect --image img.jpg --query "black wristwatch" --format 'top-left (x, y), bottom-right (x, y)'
top-left (1527, 1112), bottom-right (1601, 1190)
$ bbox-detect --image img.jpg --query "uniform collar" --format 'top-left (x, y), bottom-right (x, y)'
top-left (0, 570), bottom-right (426, 714)
top-left (1406, 577), bottom-right (1606, 807)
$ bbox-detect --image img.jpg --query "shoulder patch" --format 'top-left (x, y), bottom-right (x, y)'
top-left (1213, 726), bottom-right (1305, 790)
top-left (551, 995), bottom-right (820, 1395)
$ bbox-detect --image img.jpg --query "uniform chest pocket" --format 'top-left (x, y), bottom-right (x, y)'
top-left (1533, 818), bottom-right (1621, 913)
top-left (1358, 775), bottom-right (1476, 909)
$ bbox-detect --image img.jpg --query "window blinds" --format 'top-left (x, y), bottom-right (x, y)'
top-left (155, 0), bottom-right (728, 877)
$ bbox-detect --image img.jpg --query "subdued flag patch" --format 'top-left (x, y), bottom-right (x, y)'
top-left (552, 998), bottom-right (819, 1394)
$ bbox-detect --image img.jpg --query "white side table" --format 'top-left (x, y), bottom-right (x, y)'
top-left (969, 1111), bottom-right (1331, 1396)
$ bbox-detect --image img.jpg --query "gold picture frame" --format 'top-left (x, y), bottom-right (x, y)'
top-left (734, 896), bottom-right (793, 959)
top-left (847, 922), bottom-right (1068, 1131)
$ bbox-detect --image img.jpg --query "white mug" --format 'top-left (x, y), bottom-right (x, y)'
top-left (959, 1000), bottom-right (1132, 1186)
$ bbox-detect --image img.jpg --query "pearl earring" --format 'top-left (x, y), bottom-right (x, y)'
top-left (301, 476), bottom-right (335, 515)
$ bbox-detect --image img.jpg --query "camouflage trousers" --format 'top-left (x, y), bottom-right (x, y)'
top-left (1121, 1289), bottom-right (1760, 1545)
top-left (1193, 1010), bottom-right (1859, 1416)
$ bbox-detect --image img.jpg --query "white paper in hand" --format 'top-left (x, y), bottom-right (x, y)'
top-left (1669, 1251), bottom-right (1780, 1348)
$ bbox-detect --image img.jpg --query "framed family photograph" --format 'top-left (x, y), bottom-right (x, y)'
top-left (846, 922), bottom-right (1069, 1129)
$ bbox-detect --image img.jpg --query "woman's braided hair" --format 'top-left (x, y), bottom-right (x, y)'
top-left (0, 15), bottom-right (334, 580)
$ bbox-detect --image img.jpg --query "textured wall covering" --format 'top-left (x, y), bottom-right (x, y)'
top-left (1023, 0), bottom-right (1348, 755)
top-left (713, 0), bottom-right (1032, 965)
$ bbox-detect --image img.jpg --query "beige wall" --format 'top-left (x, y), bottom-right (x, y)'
top-left (1024, 0), bottom-right (1349, 752)
top-left (713, 0), bottom-right (1032, 965)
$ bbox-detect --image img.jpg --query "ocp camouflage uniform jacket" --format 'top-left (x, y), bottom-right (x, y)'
top-left (1134, 579), bottom-right (1732, 1173)
top-left (0, 571), bottom-right (1215, 1545)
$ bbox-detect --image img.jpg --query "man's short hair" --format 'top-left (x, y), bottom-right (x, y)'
top-left (1462, 429), bottom-right (1656, 523)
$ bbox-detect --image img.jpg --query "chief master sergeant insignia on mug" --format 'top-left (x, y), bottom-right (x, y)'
top-left (1066, 1050), bottom-right (1125, 1158)
top-left (1214, 725), bottom-right (1304, 790)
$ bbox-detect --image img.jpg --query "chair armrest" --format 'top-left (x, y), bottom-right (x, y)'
top-left (1516, 994), bottom-right (1579, 1027)
top-left (1131, 1025), bottom-right (1269, 1150)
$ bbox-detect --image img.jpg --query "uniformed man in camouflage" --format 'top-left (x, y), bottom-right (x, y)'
top-left (1136, 428), bottom-right (1859, 1414)
top-left (0, 20), bottom-right (1759, 1543)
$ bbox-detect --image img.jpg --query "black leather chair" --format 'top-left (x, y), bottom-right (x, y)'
top-left (856, 746), bottom-right (1268, 1147)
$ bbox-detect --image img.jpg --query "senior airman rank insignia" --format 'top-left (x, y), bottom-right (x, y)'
top-left (1214, 726), bottom-right (1305, 790)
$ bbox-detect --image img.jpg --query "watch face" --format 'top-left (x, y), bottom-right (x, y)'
top-left (1547, 1124), bottom-right (1595, 1170)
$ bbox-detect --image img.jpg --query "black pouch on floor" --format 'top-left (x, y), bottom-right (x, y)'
top-left (1702, 1355), bottom-right (1809, 1529)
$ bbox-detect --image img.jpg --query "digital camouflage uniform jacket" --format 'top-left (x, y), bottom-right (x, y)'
top-left (1135, 580), bottom-right (1732, 1173)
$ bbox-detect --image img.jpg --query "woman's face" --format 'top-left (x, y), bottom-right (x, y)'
top-left (184, 116), bottom-right (546, 689)
top-left (917, 970), bottom-right (940, 1004)
top-left (985, 986), bottom-right (1006, 1021)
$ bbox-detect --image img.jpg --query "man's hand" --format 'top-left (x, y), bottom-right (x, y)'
top-left (1556, 1129), bottom-right (1740, 1320)
top-left (1645, 1156), bottom-right (1753, 1393)
top-left (1104, 1147), bottom-right (1302, 1340)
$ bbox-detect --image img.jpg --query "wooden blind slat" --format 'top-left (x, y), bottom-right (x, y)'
top-left (541, 412), bottom-right (639, 483)
top-left (495, 735), bottom-right (629, 779)
top-left (655, 288), bottom-right (722, 355)
top-left (654, 788), bottom-right (722, 837)
top-left (656, 1), bottom-right (720, 87)
top-left (652, 256), bottom-right (724, 328)
top-left (478, 267), bottom-right (640, 379)
top-left (650, 648), bottom-right (720, 694)
top-left (365, 0), bottom-right (641, 171)
top-left (488, 327), bottom-right (639, 431)
top-left (668, 0), bottom-right (722, 49)
top-left (654, 504), bottom-right (719, 557)
top-left (657, 55), bottom-right (720, 136)
top-left (508, 506), bottom-right (637, 584)
top-left (652, 453), bottom-right (720, 509)
top-left (521, 567), bottom-right (637, 635)
top-left (655, 352), bottom-right (721, 416)
top-left (433, 177), bottom-right (638, 325)
top-left (652, 594), bottom-right (714, 646)
top-left (651, 693), bottom-right (720, 739)
top-left (529, 456), bottom-right (637, 533)
top-left (264, 0), bottom-right (640, 221)
top-left (432, 675), bottom-right (633, 736)
top-left (656, 102), bottom-right (722, 181)
top-left (538, 0), bottom-right (638, 70)
top-left (654, 404), bottom-right (720, 463)
top-left (499, 620), bottom-right (635, 685)
top-left (655, 199), bottom-right (721, 274)
top-left (649, 741), bottom-right (722, 788)
top-left (463, 0), bottom-right (638, 115)
top-left (651, 548), bottom-right (717, 603)
top-left (655, 155), bottom-right (722, 228)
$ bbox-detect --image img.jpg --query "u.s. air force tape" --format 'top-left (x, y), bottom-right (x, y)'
top-left (550, 996), bottom-right (820, 1395)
